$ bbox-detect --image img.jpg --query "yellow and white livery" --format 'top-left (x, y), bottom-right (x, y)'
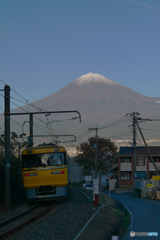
top-left (22, 143), bottom-right (70, 199)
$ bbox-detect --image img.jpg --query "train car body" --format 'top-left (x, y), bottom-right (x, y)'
top-left (22, 144), bottom-right (70, 200)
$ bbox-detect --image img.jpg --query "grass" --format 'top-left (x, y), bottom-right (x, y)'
top-left (114, 210), bottom-right (130, 239)
top-left (77, 188), bottom-right (130, 240)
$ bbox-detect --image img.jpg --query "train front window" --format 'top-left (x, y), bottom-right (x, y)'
top-left (22, 154), bottom-right (37, 168)
top-left (50, 153), bottom-right (65, 166)
top-left (22, 152), bottom-right (66, 168)
top-left (37, 152), bottom-right (65, 166)
top-left (37, 154), bottom-right (50, 167)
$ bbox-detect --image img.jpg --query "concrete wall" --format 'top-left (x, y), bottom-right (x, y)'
top-left (69, 157), bottom-right (82, 183)
top-left (110, 179), bottom-right (117, 191)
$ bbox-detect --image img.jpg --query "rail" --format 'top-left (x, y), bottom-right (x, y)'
top-left (0, 201), bottom-right (59, 239)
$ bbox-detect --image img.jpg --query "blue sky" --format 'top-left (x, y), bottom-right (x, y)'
top-left (0, 0), bottom-right (160, 111)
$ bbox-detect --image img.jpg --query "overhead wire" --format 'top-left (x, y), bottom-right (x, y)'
top-left (0, 79), bottom-right (46, 112)
top-left (9, 99), bottom-right (56, 137)
top-left (74, 115), bottom-right (131, 143)
top-left (45, 116), bottom-right (56, 141)
top-left (98, 115), bottom-right (128, 130)
top-left (136, 135), bottom-right (143, 146)
top-left (0, 80), bottom-right (78, 139)
top-left (0, 100), bottom-right (23, 127)
top-left (141, 128), bottom-right (160, 132)
top-left (107, 130), bottom-right (133, 140)
top-left (76, 132), bottom-right (91, 142)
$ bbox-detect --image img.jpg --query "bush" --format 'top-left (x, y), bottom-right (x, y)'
top-left (0, 157), bottom-right (26, 205)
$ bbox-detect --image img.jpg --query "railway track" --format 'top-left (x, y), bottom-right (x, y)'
top-left (0, 201), bottom-right (59, 239)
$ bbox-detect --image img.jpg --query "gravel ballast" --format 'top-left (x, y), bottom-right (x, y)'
top-left (1, 187), bottom-right (129, 240)
top-left (5, 187), bottom-right (90, 240)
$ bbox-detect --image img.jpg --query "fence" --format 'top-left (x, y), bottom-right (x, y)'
top-left (134, 179), bottom-right (160, 199)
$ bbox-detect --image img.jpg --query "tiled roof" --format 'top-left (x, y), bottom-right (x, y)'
top-left (119, 146), bottom-right (160, 156)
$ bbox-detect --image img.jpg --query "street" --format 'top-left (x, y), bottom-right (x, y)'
top-left (104, 191), bottom-right (160, 239)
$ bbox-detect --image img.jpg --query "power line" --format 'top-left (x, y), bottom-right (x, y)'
top-left (141, 128), bottom-right (160, 132)
top-left (0, 104), bottom-right (23, 127)
top-left (32, 123), bottom-right (51, 134)
top-left (0, 79), bottom-right (46, 112)
top-left (45, 115), bottom-right (56, 141)
top-left (76, 131), bottom-right (90, 141)
top-left (107, 130), bottom-right (132, 140)
top-left (99, 116), bottom-right (128, 130)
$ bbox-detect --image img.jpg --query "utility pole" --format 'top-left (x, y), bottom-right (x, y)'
top-left (55, 136), bottom-right (58, 145)
top-left (4, 85), bottom-right (11, 207)
top-left (88, 125), bottom-right (98, 205)
top-left (88, 125), bottom-right (98, 178)
top-left (95, 126), bottom-right (98, 179)
top-left (133, 112), bottom-right (137, 180)
top-left (29, 113), bottom-right (33, 146)
top-left (18, 143), bottom-right (21, 159)
top-left (136, 120), bottom-right (159, 175)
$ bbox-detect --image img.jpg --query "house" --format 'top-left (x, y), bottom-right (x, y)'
top-left (118, 146), bottom-right (160, 187)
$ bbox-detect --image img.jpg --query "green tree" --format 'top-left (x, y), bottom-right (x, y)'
top-left (0, 132), bottom-right (28, 158)
top-left (75, 137), bottom-right (118, 175)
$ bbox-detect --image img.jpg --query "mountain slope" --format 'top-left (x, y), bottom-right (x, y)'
top-left (1, 73), bottom-right (160, 143)
top-left (24, 72), bottom-right (160, 123)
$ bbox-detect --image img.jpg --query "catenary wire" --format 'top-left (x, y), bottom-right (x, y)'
top-left (98, 115), bottom-right (128, 130)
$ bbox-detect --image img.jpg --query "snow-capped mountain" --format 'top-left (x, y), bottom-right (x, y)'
top-left (1, 73), bottom-right (160, 142)
top-left (28, 72), bottom-right (160, 123)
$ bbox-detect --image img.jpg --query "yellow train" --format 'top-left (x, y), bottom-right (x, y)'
top-left (22, 143), bottom-right (70, 200)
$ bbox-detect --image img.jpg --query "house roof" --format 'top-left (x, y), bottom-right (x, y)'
top-left (119, 146), bottom-right (160, 157)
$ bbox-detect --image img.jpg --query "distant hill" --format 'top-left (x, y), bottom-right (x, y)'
top-left (1, 73), bottom-right (160, 144)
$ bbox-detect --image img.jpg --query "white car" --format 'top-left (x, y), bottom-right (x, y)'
top-left (82, 183), bottom-right (93, 190)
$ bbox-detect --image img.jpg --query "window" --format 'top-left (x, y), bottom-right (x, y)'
top-left (121, 157), bottom-right (131, 163)
top-left (22, 152), bottom-right (66, 168)
top-left (153, 157), bottom-right (160, 163)
top-left (137, 157), bottom-right (144, 166)
top-left (121, 172), bottom-right (132, 180)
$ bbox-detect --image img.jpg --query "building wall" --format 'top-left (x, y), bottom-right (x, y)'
top-left (149, 162), bottom-right (160, 171)
top-left (119, 155), bottom-right (160, 186)
top-left (121, 163), bottom-right (132, 171)
top-left (69, 157), bottom-right (82, 183)
top-left (119, 179), bottom-right (134, 186)
top-left (118, 156), bottom-right (134, 186)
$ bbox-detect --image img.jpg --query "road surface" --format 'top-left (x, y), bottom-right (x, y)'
top-left (104, 191), bottom-right (160, 239)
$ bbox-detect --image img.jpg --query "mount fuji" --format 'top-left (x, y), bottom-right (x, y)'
top-left (25, 72), bottom-right (160, 123)
top-left (1, 73), bottom-right (160, 143)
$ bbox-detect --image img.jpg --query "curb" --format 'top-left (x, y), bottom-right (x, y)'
top-left (79, 189), bottom-right (129, 240)
top-left (73, 189), bottom-right (104, 240)
top-left (104, 209), bottom-right (126, 240)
